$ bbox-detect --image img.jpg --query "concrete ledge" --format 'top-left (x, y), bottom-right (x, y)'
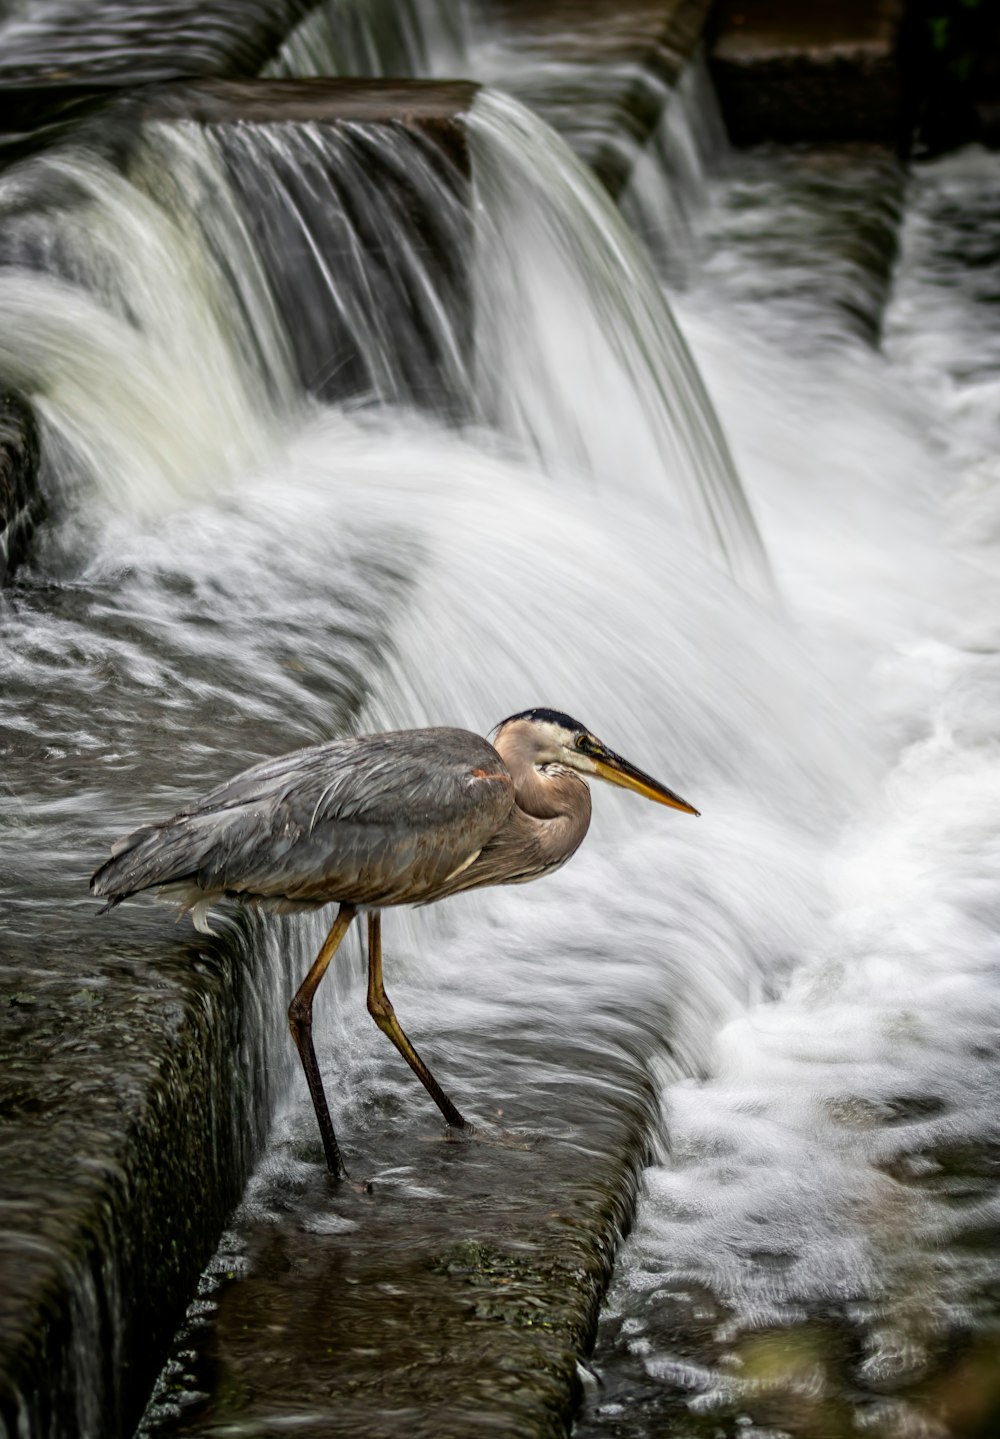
top-left (141, 1029), bottom-right (663, 1439)
top-left (710, 0), bottom-right (908, 146)
top-left (0, 910), bottom-right (285, 1438)
top-left (0, 393), bottom-right (39, 585)
top-left (146, 75), bottom-right (479, 177)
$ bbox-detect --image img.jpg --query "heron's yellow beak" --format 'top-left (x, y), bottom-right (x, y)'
top-left (592, 753), bottom-right (700, 815)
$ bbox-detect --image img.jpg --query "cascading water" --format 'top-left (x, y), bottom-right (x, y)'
top-left (468, 89), bottom-right (768, 593)
top-left (0, 121), bottom-right (294, 522)
top-left (618, 55), bottom-right (730, 288)
top-left (262, 0), bottom-right (465, 80)
top-left (0, 37), bottom-right (997, 1439)
top-left (209, 117), bottom-right (472, 406)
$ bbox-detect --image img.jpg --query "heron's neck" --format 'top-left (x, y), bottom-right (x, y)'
top-left (493, 729), bottom-right (593, 832)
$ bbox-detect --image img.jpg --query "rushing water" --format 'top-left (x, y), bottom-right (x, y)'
top-left (0, 25), bottom-right (998, 1439)
top-left (263, 0), bottom-right (464, 79)
top-left (578, 149), bottom-right (1000, 1437)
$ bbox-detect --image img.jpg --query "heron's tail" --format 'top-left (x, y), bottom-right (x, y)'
top-left (90, 813), bottom-right (218, 905)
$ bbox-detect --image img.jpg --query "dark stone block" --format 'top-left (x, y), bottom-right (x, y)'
top-left (0, 913), bottom-right (279, 1439)
top-left (710, 0), bottom-right (908, 146)
top-left (0, 393), bottom-right (39, 585)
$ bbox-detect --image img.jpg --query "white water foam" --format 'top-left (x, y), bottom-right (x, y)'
top-left (586, 148), bottom-right (1000, 1434)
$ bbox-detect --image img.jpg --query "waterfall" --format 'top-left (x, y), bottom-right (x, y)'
top-left (1, 43), bottom-right (996, 1439)
top-left (467, 89), bottom-right (770, 592)
top-left (0, 122), bottom-right (293, 523)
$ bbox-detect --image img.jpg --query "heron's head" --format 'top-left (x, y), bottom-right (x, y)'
top-left (492, 709), bottom-right (699, 815)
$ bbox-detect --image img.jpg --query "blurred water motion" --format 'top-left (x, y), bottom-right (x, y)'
top-left (0, 25), bottom-right (997, 1439)
top-left (579, 146), bottom-right (1000, 1438)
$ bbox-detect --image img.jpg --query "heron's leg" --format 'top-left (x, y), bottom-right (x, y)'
top-left (367, 910), bottom-right (469, 1132)
top-left (288, 903), bottom-right (358, 1178)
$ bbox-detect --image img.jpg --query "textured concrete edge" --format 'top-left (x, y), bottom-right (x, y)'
top-left (0, 918), bottom-right (279, 1439)
top-left (0, 393), bottom-right (40, 586)
top-left (708, 0), bottom-right (909, 146)
top-left (136, 1033), bottom-right (665, 1439)
top-left (144, 76), bottom-right (479, 178)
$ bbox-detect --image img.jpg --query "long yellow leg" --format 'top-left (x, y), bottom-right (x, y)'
top-left (367, 910), bottom-right (468, 1131)
top-left (288, 903), bottom-right (357, 1177)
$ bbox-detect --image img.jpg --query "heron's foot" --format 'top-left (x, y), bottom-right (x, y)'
top-left (443, 1120), bottom-right (535, 1152)
top-left (445, 1119), bottom-right (479, 1142)
top-left (315, 1152), bottom-right (372, 1192)
top-left (329, 1173), bottom-right (375, 1195)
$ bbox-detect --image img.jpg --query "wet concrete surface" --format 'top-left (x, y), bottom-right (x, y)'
top-left (710, 0), bottom-right (908, 146)
top-left (0, 559), bottom-right (370, 1436)
top-left (0, 909), bottom-right (270, 1438)
top-left (142, 1032), bottom-right (664, 1439)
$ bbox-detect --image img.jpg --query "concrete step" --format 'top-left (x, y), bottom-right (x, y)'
top-left (709, 0), bottom-right (908, 146)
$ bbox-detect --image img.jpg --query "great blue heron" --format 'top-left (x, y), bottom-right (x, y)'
top-left (91, 708), bottom-right (697, 1177)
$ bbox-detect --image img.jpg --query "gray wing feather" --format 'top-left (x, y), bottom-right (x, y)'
top-left (91, 728), bottom-right (514, 909)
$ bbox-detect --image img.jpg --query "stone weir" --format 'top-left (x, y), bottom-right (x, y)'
top-left (0, 76), bottom-right (476, 584)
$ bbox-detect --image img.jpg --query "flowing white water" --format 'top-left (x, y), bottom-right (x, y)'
top-left (618, 55), bottom-right (729, 288)
top-left (0, 122), bottom-right (293, 524)
top-left (581, 150), bottom-right (1000, 1435)
top-left (468, 90), bottom-right (769, 594)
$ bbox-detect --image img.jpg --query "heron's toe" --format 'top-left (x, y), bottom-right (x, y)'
top-left (450, 1121), bottom-right (535, 1152)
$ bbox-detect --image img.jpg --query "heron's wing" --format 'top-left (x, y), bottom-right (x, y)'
top-left (92, 728), bottom-right (515, 908)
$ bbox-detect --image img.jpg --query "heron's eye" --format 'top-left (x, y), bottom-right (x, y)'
top-left (575, 734), bottom-right (594, 753)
